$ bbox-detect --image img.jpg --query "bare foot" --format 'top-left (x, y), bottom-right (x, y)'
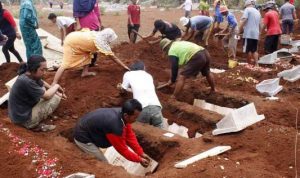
top-left (81, 72), bottom-right (96, 77)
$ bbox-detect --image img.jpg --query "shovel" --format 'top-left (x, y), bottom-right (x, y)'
top-left (131, 29), bottom-right (151, 45)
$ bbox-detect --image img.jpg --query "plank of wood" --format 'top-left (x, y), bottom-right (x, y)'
top-left (174, 146), bottom-right (232, 169)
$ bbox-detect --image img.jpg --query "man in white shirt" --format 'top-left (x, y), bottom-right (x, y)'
top-left (118, 61), bottom-right (163, 128)
top-left (48, 13), bottom-right (76, 45)
top-left (179, 0), bottom-right (193, 18)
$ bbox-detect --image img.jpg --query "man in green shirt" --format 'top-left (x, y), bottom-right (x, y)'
top-left (157, 39), bottom-right (215, 98)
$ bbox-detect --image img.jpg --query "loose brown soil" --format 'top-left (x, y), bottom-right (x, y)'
top-left (0, 6), bottom-right (300, 178)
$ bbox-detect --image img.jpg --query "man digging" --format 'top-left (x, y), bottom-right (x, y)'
top-left (73, 99), bottom-right (150, 167)
top-left (118, 61), bottom-right (164, 128)
top-left (157, 39), bottom-right (215, 98)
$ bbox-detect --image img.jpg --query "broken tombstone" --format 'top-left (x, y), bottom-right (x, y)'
top-left (212, 103), bottom-right (265, 135)
top-left (104, 147), bottom-right (158, 176)
top-left (256, 78), bottom-right (283, 97)
top-left (277, 65), bottom-right (300, 82)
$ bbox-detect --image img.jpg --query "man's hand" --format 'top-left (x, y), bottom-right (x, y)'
top-left (140, 158), bottom-right (150, 168)
top-left (16, 32), bottom-right (22, 40)
top-left (141, 153), bottom-right (151, 161)
top-left (117, 83), bottom-right (123, 90)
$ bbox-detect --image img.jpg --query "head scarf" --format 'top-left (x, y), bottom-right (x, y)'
top-left (94, 28), bottom-right (118, 55)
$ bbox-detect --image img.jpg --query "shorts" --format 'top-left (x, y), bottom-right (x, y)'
top-left (243, 38), bottom-right (258, 53)
top-left (127, 24), bottom-right (140, 43)
top-left (181, 49), bottom-right (211, 77)
top-left (264, 35), bottom-right (280, 54)
top-left (185, 10), bottom-right (191, 18)
top-left (282, 19), bottom-right (294, 34)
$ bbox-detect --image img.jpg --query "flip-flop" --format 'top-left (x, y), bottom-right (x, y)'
top-left (40, 124), bottom-right (56, 132)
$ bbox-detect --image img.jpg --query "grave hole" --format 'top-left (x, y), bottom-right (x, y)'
top-left (135, 131), bottom-right (179, 162)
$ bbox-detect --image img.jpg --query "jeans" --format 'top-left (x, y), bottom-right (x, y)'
top-left (137, 105), bottom-right (163, 128)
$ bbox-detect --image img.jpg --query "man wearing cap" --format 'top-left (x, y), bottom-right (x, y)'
top-left (239, 0), bottom-right (261, 66)
top-left (180, 15), bottom-right (214, 46)
top-left (280, 0), bottom-right (298, 38)
top-left (157, 39), bottom-right (215, 97)
top-left (143, 19), bottom-right (182, 44)
top-left (261, 2), bottom-right (282, 54)
top-left (118, 61), bottom-right (163, 128)
top-left (218, 6), bottom-right (239, 68)
top-left (73, 99), bottom-right (151, 167)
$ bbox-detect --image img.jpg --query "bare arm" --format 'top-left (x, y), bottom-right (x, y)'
top-left (42, 84), bottom-right (60, 100)
top-left (75, 18), bottom-right (81, 30)
top-left (293, 10), bottom-right (297, 20)
top-left (238, 19), bottom-right (247, 34)
top-left (186, 30), bottom-right (195, 40)
top-left (110, 54), bottom-right (130, 70)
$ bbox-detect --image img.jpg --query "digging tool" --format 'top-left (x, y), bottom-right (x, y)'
top-left (131, 29), bottom-right (151, 44)
top-left (43, 39), bottom-right (63, 54)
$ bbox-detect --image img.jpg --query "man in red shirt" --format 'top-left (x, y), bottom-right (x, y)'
top-left (74, 99), bottom-right (150, 167)
top-left (127, 0), bottom-right (141, 43)
top-left (262, 3), bottom-right (282, 54)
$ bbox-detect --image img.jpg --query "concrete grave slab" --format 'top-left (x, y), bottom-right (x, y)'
top-left (212, 103), bottom-right (265, 135)
top-left (104, 147), bottom-right (158, 176)
top-left (256, 78), bottom-right (283, 97)
top-left (278, 65), bottom-right (300, 82)
top-left (64, 172), bottom-right (95, 178)
top-left (174, 146), bottom-right (232, 169)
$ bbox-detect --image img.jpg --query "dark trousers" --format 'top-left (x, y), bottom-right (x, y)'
top-left (2, 34), bottom-right (23, 63)
top-left (90, 28), bottom-right (100, 67)
top-left (127, 24), bottom-right (140, 43)
top-left (264, 35), bottom-right (279, 54)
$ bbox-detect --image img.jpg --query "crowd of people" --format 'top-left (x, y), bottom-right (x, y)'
top-left (0, 0), bottom-right (298, 168)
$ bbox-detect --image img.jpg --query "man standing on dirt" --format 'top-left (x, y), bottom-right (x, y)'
top-left (180, 15), bottom-right (214, 46)
top-left (239, 0), bottom-right (261, 66)
top-left (280, 0), bottom-right (297, 39)
top-left (48, 13), bottom-right (76, 46)
top-left (261, 3), bottom-right (282, 54)
top-left (218, 6), bottom-right (239, 68)
top-left (157, 39), bottom-right (215, 98)
top-left (118, 61), bottom-right (163, 128)
top-left (127, 0), bottom-right (141, 43)
top-left (73, 99), bottom-right (151, 167)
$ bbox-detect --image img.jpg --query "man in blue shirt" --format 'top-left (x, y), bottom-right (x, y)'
top-left (218, 6), bottom-right (239, 68)
top-left (180, 15), bottom-right (214, 46)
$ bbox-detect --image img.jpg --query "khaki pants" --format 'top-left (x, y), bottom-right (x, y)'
top-left (22, 95), bottom-right (61, 129)
top-left (222, 27), bottom-right (238, 59)
top-left (74, 139), bottom-right (108, 162)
